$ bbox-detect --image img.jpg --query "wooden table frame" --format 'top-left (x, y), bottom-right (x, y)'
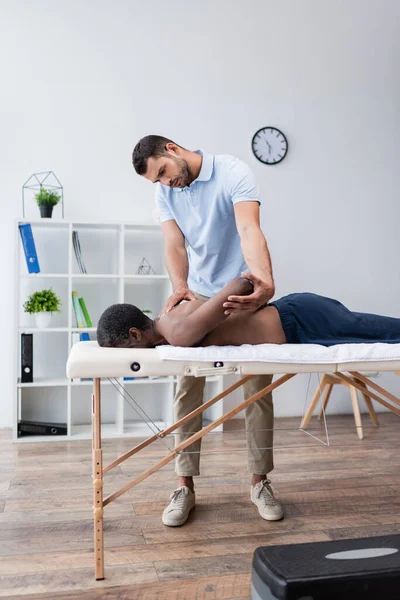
top-left (91, 370), bottom-right (400, 580)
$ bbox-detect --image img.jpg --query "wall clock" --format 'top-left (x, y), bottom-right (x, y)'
top-left (251, 127), bottom-right (288, 165)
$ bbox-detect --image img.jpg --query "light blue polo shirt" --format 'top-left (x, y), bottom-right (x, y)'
top-left (155, 150), bottom-right (260, 297)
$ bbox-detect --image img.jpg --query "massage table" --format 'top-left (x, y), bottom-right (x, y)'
top-left (66, 341), bottom-right (400, 580)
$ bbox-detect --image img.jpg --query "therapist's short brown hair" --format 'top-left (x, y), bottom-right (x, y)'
top-left (132, 135), bottom-right (177, 175)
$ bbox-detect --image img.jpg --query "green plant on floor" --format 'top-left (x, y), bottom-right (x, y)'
top-left (24, 289), bottom-right (62, 314)
top-left (34, 188), bottom-right (61, 207)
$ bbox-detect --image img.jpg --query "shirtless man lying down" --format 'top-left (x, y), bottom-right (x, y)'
top-left (97, 274), bottom-right (400, 349)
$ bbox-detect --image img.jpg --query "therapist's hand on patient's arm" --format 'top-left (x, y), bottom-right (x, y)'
top-left (223, 272), bottom-right (273, 314)
top-left (159, 286), bottom-right (197, 317)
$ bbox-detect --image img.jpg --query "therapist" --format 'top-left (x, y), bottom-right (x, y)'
top-left (132, 135), bottom-right (284, 526)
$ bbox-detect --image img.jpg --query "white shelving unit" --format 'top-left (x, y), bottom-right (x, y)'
top-left (14, 219), bottom-right (224, 443)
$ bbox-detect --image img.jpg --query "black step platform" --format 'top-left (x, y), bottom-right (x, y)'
top-left (252, 534), bottom-right (400, 600)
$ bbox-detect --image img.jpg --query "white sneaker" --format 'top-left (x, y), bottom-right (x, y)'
top-left (251, 479), bottom-right (284, 521)
top-left (162, 486), bottom-right (195, 527)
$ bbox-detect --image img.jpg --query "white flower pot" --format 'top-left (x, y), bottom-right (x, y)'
top-left (35, 312), bottom-right (52, 329)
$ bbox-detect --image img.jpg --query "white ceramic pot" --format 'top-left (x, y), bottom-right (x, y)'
top-left (35, 312), bottom-right (52, 329)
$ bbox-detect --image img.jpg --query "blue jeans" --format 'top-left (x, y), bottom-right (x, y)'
top-left (270, 293), bottom-right (400, 346)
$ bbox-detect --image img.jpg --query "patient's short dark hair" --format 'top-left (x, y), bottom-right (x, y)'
top-left (97, 304), bottom-right (152, 347)
top-left (132, 134), bottom-right (177, 175)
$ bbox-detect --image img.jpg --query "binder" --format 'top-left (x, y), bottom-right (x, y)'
top-left (19, 224), bottom-right (40, 274)
top-left (18, 420), bottom-right (67, 437)
top-left (21, 333), bottom-right (33, 383)
top-left (72, 291), bottom-right (85, 327)
top-left (78, 297), bottom-right (92, 327)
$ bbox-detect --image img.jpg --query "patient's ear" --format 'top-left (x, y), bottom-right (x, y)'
top-left (128, 327), bottom-right (142, 346)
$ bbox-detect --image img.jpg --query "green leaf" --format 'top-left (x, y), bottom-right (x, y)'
top-left (23, 288), bottom-right (62, 313)
top-left (34, 188), bottom-right (61, 207)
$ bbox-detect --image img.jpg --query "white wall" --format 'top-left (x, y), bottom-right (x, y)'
top-left (1, 0), bottom-right (400, 427)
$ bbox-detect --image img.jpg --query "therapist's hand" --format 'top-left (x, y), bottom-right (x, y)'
top-left (159, 286), bottom-right (197, 318)
top-left (223, 272), bottom-right (274, 314)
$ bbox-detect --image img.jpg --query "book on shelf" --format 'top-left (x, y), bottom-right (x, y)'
top-left (72, 230), bottom-right (87, 273)
top-left (71, 291), bottom-right (85, 327)
top-left (78, 297), bottom-right (92, 327)
top-left (72, 332), bottom-right (90, 343)
top-left (19, 224), bottom-right (40, 274)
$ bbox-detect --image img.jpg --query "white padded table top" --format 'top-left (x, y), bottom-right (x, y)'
top-left (66, 341), bottom-right (400, 379)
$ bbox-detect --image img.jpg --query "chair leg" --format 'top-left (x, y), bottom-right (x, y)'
top-left (356, 379), bottom-right (379, 427)
top-left (301, 374), bottom-right (327, 429)
top-left (349, 385), bottom-right (364, 440)
top-left (318, 383), bottom-right (333, 420)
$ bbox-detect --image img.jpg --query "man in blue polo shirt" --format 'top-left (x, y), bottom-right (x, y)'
top-left (132, 135), bottom-right (284, 526)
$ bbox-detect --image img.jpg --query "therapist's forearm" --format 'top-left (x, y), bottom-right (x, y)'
top-left (240, 228), bottom-right (275, 295)
top-left (165, 246), bottom-right (190, 291)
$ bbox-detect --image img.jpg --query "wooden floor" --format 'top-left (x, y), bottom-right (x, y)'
top-left (0, 413), bottom-right (399, 599)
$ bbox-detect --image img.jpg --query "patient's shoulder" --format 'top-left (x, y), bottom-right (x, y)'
top-left (156, 299), bottom-right (204, 342)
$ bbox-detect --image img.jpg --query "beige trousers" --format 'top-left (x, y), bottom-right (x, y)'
top-left (173, 293), bottom-right (274, 477)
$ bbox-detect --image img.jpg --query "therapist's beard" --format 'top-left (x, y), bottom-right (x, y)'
top-left (171, 155), bottom-right (191, 187)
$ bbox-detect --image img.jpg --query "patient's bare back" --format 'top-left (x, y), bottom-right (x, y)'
top-left (160, 299), bottom-right (286, 346)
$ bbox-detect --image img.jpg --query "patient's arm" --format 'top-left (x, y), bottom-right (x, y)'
top-left (158, 277), bottom-right (253, 346)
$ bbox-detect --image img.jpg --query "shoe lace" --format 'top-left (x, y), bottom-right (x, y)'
top-left (256, 479), bottom-right (278, 507)
top-left (169, 488), bottom-right (188, 511)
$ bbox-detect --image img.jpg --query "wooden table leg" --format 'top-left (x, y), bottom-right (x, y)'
top-left (92, 378), bottom-right (104, 580)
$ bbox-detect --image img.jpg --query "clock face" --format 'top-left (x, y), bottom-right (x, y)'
top-left (251, 127), bottom-right (288, 165)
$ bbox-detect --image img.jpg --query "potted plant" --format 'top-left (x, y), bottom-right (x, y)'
top-left (24, 288), bottom-right (62, 328)
top-left (35, 188), bottom-right (61, 218)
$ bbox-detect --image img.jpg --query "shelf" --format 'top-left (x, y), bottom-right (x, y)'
top-left (17, 377), bottom-right (177, 388)
top-left (18, 327), bottom-right (97, 333)
top-left (18, 219), bottom-right (160, 229)
top-left (18, 327), bottom-right (69, 333)
top-left (15, 219), bottom-right (176, 443)
top-left (19, 220), bottom-right (69, 229)
top-left (20, 273), bottom-right (168, 280)
top-left (21, 273), bottom-right (69, 279)
top-left (13, 420), bottom-right (169, 443)
top-left (18, 378), bottom-right (69, 388)
top-left (72, 274), bottom-right (119, 279)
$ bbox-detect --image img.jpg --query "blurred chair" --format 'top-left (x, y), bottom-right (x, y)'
top-left (300, 373), bottom-right (379, 439)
